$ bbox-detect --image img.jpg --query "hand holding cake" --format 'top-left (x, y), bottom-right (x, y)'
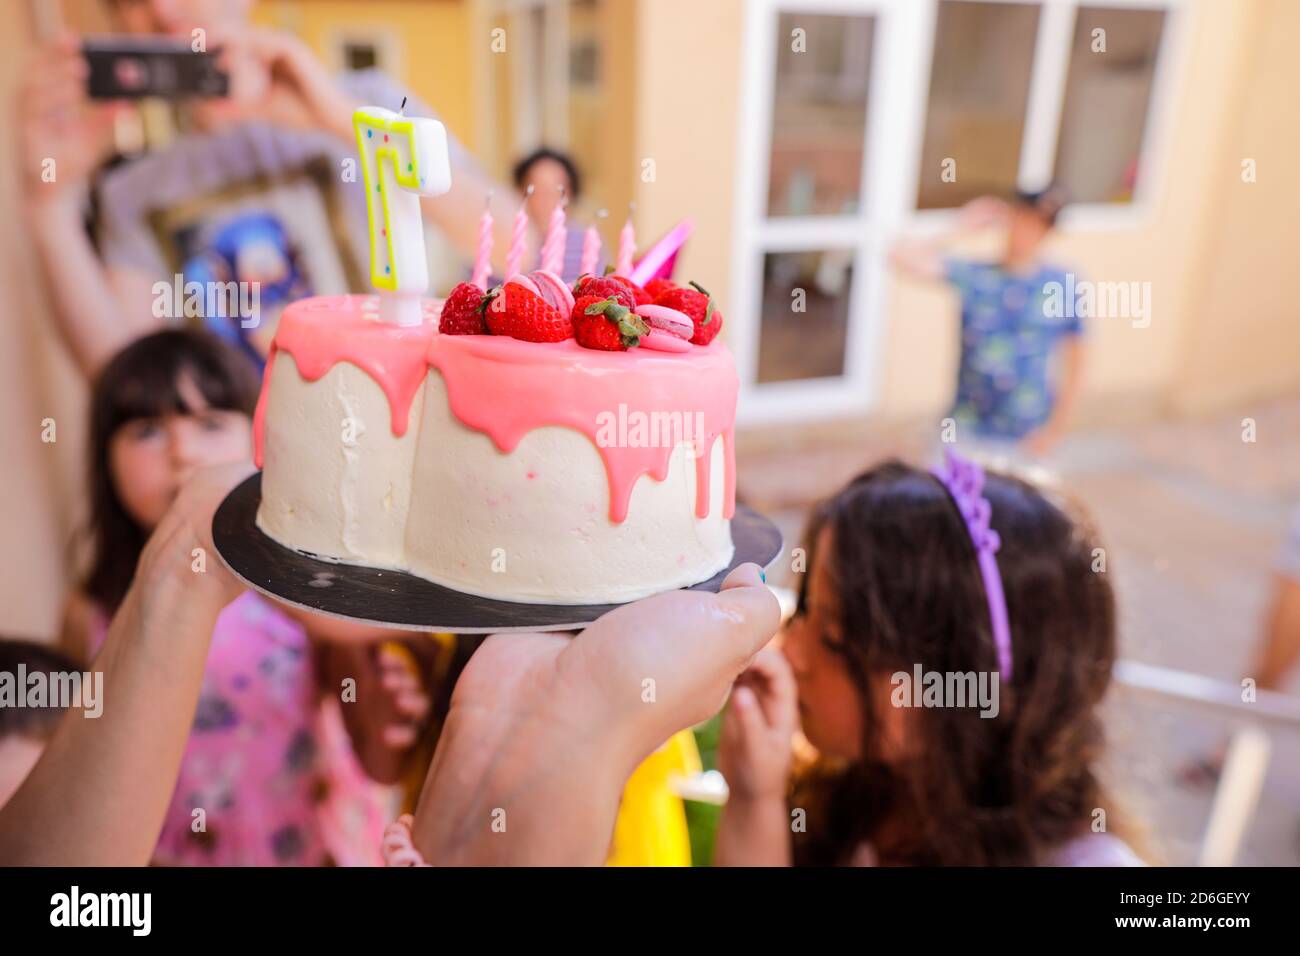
top-left (408, 563), bottom-right (780, 866)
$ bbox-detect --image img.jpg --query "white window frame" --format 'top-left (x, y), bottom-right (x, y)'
top-left (912, 0), bottom-right (1192, 231)
top-left (731, 0), bottom-right (1187, 425)
top-left (475, 0), bottom-right (573, 164)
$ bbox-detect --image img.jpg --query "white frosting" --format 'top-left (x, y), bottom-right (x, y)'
top-left (258, 355), bottom-right (422, 569)
top-left (256, 354), bottom-right (734, 605)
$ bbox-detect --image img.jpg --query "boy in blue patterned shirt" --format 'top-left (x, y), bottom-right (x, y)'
top-left (891, 186), bottom-right (1085, 457)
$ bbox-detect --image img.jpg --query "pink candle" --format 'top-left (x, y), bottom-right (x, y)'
top-left (578, 222), bottom-right (601, 277)
top-left (616, 208), bottom-right (635, 275)
top-left (470, 194), bottom-right (494, 289)
top-left (504, 185), bottom-right (533, 279)
top-left (540, 189), bottom-right (567, 274)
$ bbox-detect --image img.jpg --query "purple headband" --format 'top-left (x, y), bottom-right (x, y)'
top-left (930, 450), bottom-right (1013, 682)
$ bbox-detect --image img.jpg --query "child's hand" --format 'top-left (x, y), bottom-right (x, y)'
top-left (17, 34), bottom-right (123, 203)
top-left (136, 461), bottom-right (255, 606)
top-left (957, 196), bottom-right (1009, 231)
top-left (205, 29), bottom-right (358, 141)
top-left (719, 647), bottom-right (799, 801)
top-left (331, 641), bottom-right (432, 783)
top-left (371, 643), bottom-right (432, 750)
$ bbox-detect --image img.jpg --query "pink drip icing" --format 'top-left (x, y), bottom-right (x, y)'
top-left (253, 295), bottom-right (737, 524)
top-left (426, 334), bottom-right (737, 523)
top-left (252, 296), bottom-right (439, 468)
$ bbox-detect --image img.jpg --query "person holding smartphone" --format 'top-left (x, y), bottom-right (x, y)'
top-left (17, 0), bottom-right (525, 380)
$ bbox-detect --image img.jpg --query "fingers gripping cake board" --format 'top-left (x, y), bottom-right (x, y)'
top-left (253, 273), bottom-right (737, 606)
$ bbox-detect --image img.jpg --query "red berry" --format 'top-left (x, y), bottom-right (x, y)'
top-left (572, 274), bottom-right (636, 309)
top-left (654, 280), bottom-right (723, 345)
top-left (644, 278), bottom-right (677, 300)
top-left (615, 277), bottom-right (653, 306)
top-left (439, 282), bottom-right (489, 335)
top-left (485, 283), bottom-right (572, 342)
top-left (572, 296), bottom-right (649, 351)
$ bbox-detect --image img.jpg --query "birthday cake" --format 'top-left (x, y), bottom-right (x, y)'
top-left (253, 272), bottom-right (736, 605)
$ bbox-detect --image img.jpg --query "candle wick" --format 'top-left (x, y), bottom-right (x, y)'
top-left (399, 96), bottom-right (407, 115)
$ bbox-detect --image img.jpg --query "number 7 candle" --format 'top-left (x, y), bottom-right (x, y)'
top-left (354, 104), bottom-right (452, 325)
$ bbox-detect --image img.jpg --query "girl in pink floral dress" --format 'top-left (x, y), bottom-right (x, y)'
top-left (62, 331), bottom-right (390, 865)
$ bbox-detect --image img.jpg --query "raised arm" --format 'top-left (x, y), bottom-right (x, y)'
top-left (714, 648), bottom-right (799, 866)
top-left (889, 196), bottom-right (1008, 284)
top-left (213, 29), bottom-right (529, 276)
top-left (0, 464), bottom-right (251, 865)
top-left (421, 156), bottom-right (528, 278)
top-left (18, 35), bottom-right (161, 380)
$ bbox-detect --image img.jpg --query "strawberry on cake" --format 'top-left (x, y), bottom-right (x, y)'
top-left (253, 271), bottom-right (736, 605)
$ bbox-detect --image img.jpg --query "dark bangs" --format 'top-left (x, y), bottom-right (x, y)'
top-left (83, 330), bottom-right (261, 613)
top-left (91, 329), bottom-right (260, 440)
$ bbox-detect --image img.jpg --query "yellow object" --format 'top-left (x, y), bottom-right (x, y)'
top-left (606, 730), bottom-right (703, 867)
top-left (405, 633), bottom-right (704, 866)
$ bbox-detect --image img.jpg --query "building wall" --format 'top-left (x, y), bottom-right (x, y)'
top-left (1172, 0), bottom-right (1300, 413)
top-left (635, 0), bottom-right (1298, 425)
top-left (634, 0), bottom-right (745, 314)
top-left (254, 0), bottom-right (477, 152)
top-left (0, 2), bottom-right (108, 639)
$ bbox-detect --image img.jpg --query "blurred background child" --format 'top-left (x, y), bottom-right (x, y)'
top-left (891, 188), bottom-right (1084, 461)
top-left (508, 146), bottom-right (603, 283)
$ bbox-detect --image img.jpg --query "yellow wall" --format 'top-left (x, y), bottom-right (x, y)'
top-left (1173, 0), bottom-right (1300, 412)
top-left (634, 0), bottom-right (744, 309)
top-left (254, 0), bottom-right (477, 152)
top-left (575, 0), bottom-right (637, 235)
top-left (0, 4), bottom-right (98, 638)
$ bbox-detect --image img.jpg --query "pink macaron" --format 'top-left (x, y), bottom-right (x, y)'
top-left (639, 329), bottom-right (693, 353)
top-left (635, 304), bottom-right (694, 341)
top-left (529, 269), bottom-right (576, 315)
top-left (504, 273), bottom-right (541, 296)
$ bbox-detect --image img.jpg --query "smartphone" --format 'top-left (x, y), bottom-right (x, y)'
top-left (83, 36), bottom-right (229, 100)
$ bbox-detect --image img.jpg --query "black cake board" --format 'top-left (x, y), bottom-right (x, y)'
top-left (213, 473), bottom-right (783, 633)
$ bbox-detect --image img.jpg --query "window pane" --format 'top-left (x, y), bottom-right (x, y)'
top-left (916, 1), bottom-right (1040, 209)
top-left (757, 250), bottom-right (853, 383)
top-left (767, 14), bottom-right (873, 218)
top-left (1054, 6), bottom-right (1166, 204)
top-left (344, 43), bottom-right (378, 72)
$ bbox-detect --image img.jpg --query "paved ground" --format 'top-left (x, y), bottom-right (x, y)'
top-left (735, 393), bottom-right (1300, 866)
